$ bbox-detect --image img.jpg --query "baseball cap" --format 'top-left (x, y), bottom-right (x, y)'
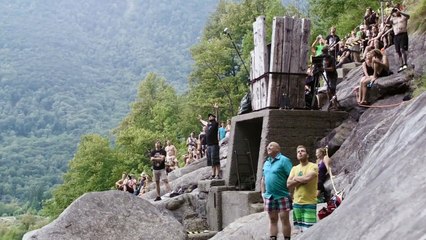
top-left (208, 113), bottom-right (216, 118)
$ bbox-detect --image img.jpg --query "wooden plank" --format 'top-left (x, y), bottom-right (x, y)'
top-left (251, 80), bottom-right (259, 111)
top-left (287, 17), bottom-right (302, 108)
top-left (260, 75), bottom-right (269, 109)
top-left (252, 16), bottom-right (267, 79)
top-left (250, 50), bottom-right (254, 81)
top-left (280, 17), bottom-right (294, 108)
top-left (267, 17), bottom-right (285, 108)
top-left (296, 18), bottom-right (311, 108)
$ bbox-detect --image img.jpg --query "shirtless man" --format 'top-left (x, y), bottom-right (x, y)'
top-left (388, 7), bottom-right (410, 72)
top-left (165, 140), bottom-right (178, 172)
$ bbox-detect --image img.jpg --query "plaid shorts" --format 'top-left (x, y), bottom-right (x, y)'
top-left (263, 197), bottom-right (291, 212)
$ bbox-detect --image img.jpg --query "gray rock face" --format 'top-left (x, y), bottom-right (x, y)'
top-left (152, 191), bottom-right (209, 232)
top-left (142, 159), bottom-right (227, 200)
top-left (297, 93), bottom-right (426, 240)
top-left (332, 95), bottom-right (406, 183)
top-left (318, 118), bottom-right (358, 156)
top-left (23, 191), bottom-right (187, 240)
top-left (210, 212), bottom-right (269, 240)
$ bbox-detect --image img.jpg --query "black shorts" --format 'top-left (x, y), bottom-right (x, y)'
top-left (394, 32), bottom-right (408, 54)
top-left (206, 145), bottom-right (220, 166)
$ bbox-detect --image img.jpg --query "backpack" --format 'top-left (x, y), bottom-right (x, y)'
top-left (318, 192), bottom-right (343, 219)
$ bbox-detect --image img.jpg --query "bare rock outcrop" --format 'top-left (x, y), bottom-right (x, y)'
top-left (210, 212), bottom-right (269, 240)
top-left (23, 191), bottom-right (187, 240)
top-left (298, 92), bottom-right (426, 240)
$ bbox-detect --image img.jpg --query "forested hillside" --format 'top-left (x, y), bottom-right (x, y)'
top-left (0, 0), bottom-right (219, 211)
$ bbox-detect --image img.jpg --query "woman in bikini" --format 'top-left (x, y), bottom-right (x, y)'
top-left (358, 49), bottom-right (390, 105)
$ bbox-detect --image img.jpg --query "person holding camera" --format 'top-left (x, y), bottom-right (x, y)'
top-left (311, 35), bottom-right (326, 57)
top-left (321, 46), bottom-right (338, 110)
top-left (388, 7), bottom-right (410, 72)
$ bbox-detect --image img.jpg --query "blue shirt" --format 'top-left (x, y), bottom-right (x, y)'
top-left (262, 153), bottom-right (293, 200)
top-left (218, 127), bottom-right (226, 140)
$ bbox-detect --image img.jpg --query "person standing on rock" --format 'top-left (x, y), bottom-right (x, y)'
top-left (198, 103), bottom-right (220, 179)
top-left (165, 140), bottom-right (179, 172)
top-left (261, 142), bottom-right (293, 240)
top-left (150, 140), bottom-right (171, 201)
top-left (388, 7), bottom-right (410, 72)
top-left (287, 145), bottom-right (319, 232)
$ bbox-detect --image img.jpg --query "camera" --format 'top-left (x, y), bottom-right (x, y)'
top-left (312, 56), bottom-right (324, 66)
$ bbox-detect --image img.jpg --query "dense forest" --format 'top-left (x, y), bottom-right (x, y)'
top-left (1, 0), bottom-right (425, 238)
top-left (0, 0), bottom-right (219, 212)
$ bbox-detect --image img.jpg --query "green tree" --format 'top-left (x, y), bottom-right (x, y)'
top-left (308, 0), bottom-right (380, 39)
top-left (42, 134), bottom-right (116, 217)
top-left (189, 0), bottom-right (299, 119)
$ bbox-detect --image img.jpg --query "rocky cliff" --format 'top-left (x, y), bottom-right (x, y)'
top-left (23, 191), bottom-right (187, 240)
top-left (25, 33), bottom-right (426, 240)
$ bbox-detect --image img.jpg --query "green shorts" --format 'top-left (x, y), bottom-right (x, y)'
top-left (293, 203), bottom-right (317, 231)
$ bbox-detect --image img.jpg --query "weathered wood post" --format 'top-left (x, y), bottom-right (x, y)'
top-left (250, 16), bottom-right (269, 110)
top-left (250, 16), bottom-right (310, 110)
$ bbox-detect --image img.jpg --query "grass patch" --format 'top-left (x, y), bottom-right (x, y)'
top-left (408, 0), bottom-right (426, 33)
top-left (412, 74), bottom-right (426, 97)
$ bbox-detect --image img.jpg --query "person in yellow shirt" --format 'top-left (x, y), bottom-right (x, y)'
top-left (287, 145), bottom-right (318, 232)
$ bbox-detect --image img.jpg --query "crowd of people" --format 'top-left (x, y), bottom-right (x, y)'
top-left (184, 119), bottom-right (230, 165)
top-left (115, 104), bottom-right (232, 201)
top-left (261, 142), bottom-right (333, 240)
top-left (306, 2), bottom-right (410, 108)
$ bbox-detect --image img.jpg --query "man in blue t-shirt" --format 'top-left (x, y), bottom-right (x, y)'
top-left (261, 142), bottom-right (293, 240)
top-left (218, 121), bottom-right (226, 141)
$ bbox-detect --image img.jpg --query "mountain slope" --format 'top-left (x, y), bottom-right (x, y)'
top-left (0, 0), bottom-right (218, 208)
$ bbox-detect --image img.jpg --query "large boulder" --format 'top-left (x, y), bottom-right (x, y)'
top-left (210, 212), bottom-right (269, 240)
top-left (152, 191), bottom-right (209, 232)
top-left (331, 94), bottom-right (407, 190)
top-left (296, 93), bottom-right (426, 240)
top-left (24, 191), bottom-right (187, 240)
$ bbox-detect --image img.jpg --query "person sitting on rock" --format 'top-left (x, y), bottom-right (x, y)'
top-left (123, 174), bottom-right (137, 194)
top-left (362, 25), bottom-right (381, 60)
top-left (134, 172), bottom-right (147, 196)
top-left (115, 172), bottom-right (128, 191)
top-left (346, 30), bottom-right (361, 63)
top-left (336, 42), bottom-right (353, 68)
top-left (185, 152), bottom-right (195, 166)
top-left (357, 49), bottom-right (391, 105)
top-left (316, 148), bottom-right (332, 202)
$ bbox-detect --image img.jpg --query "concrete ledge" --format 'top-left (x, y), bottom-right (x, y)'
top-left (207, 186), bottom-right (236, 231)
top-left (221, 191), bottom-right (263, 228)
top-left (198, 179), bottom-right (226, 193)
